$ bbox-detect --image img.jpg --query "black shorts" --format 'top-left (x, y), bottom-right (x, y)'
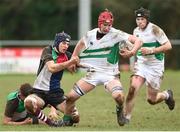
top-left (32, 89), bottom-right (66, 108)
top-left (16, 113), bottom-right (39, 124)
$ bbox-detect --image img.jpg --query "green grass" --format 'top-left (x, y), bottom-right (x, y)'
top-left (0, 70), bottom-right (180, 131)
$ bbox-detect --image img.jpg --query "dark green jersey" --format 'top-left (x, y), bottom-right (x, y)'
top-left (4, 91), bottom-right (27, 121)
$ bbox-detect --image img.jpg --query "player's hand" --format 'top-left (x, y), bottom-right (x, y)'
top-left (119, 49), bottom-right (134, 58)
top-left (70, 56), bottom-right (80, 65)
top-left (48, 111), bottom-right (59, 121)
top-left (140, 47), bottom-right (154, 55)
top-left (67, 64), bottom-right (77, 73)
top-left (23, 117), bottom-right (32, 124)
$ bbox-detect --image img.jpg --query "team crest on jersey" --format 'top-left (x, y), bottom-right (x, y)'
top-left (90, 41), bottom-right (93, 45)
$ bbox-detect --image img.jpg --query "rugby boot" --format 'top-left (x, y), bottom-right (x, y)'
top-left (48, 119), bottom-right (64, 127)
top-left (165, 89), bottom-right (175, 110)
top-left (116, 105), bottom-right (128, 126)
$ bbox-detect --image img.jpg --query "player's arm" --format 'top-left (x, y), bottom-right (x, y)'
top-left (72, 38), bottom-right (85, 57)
top-left (48, 105), bottom-right (59, 120)
top-left (128, 35), bottom-right (143, 55)
top-left (120, 35), bottom-right (142, 58)
top-left (141, 40), bottom-right (172, 55)
top-left (46, 57), bottom-right (79, 73)
top-left (3, 100), bottom-right (32, 125)
top-left (3, 116), bottom-right (32, 125)
top-left (153, 40), bottom-right (172, 54)
top-left (66, 38), bottom-right (86, 72)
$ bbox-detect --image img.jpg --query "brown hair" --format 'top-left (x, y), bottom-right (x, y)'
top-left (19, 83), bottom-right (33, 97)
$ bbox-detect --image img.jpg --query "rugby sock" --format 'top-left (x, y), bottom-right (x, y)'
top-left (63, 115), bottom-right (72, 121)
top-left (34, 109), bottom-right (52, 125)
top-left (125, 114), bottom-right (131, 120)
top-left (163, 90), bottom-right (169, 100)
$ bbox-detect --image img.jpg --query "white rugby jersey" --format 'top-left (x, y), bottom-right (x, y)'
top-left (133, 22), bottom-right (169, 66)
top-left (79, 27), bottom-right (130, 75)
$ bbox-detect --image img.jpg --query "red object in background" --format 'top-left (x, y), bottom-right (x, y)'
top-left (0, 47), bottom-right (43, 57)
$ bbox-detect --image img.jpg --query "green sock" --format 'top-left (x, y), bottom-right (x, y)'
top-left (63, 115), bottom-right (72, 121)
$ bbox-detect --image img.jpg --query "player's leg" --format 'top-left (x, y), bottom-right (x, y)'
top-left (24, 94), bottom-right (62, 127)
top-left (124, 75), bottom-right (145, 123)
top-left (62, 79), bottom-right (95, 126)
top-left (105, 77), bottom-right (126, 126)
top-left (147, 84), bottom-right (175, 110)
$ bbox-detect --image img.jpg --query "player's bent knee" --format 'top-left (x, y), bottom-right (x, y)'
top-left (24, 96), bottom-right (38, 114)
top-left (147, 98), bottom-right (156, 105)
top-left (72, 83), bottom-right (85, 97)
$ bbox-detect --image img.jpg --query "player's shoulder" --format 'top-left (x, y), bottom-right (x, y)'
top-left (42, 45), bottom-right (52, 55)
top-left (43, 45), bottom-right (52, 52)
top-left (150, 22), bottom-right (165, 37)
top-left (86, 28), bottom-right (98, 36)
top-left (7, 91), bottom-right (18, 101)
top-left (133, 26), bottom-right (139, 32)
top-left (110, 27), bottom-right (128, 35)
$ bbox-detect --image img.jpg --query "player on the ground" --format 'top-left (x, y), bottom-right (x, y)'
top-left (3, 83), bottom-right (39, 125)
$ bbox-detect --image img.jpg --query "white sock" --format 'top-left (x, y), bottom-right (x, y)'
top-left (163, 90), bottom-right (169, 100)
top-left (125, 114), bottom-right (131, 120)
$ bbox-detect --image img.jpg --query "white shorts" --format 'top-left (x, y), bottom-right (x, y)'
top-left (133, 62), bottom-right (164, 90)
top-left (82, 71), bottom-right (119, 87)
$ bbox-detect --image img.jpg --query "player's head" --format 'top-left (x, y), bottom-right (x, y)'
top-left (135, 7), bottom-right (150, 20)
top-left (53, 31), bottom-right (71, 53)
top-left (98, 9), bottom-right (114, 34)
top-left (19, 83), bottom-right (33, 100)
top-left (135, 7), bottom-right (150, 29)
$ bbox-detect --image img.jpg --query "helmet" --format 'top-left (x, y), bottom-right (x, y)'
top-left (53, 31), bottom-right (71, 49)
top-left (135, 7), bottom-right (150, 20)
top-left (98, 9), bottom-right (114, 28)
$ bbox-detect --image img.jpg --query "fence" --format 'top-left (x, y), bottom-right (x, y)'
top-left (0, 40), bottom-right (180, 73)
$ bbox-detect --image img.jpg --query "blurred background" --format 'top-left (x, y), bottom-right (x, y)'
top-left (0, 0), bottom-right (180, 73)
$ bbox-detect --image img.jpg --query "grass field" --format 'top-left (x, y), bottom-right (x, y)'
top-left (0, 70), bottom-right (180, 131)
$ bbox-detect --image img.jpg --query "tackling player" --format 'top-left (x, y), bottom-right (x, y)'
top-left (24, 32), bottom-right (80, 127)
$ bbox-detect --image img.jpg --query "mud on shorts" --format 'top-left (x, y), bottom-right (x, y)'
top-left (133, 62), bottom-right (164, 90)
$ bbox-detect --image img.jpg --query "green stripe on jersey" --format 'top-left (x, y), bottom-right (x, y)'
top-left (137, 42), bottom-right (164, 60)
top-left (52, 48), bottom-right (58, 63)
top-left (79, 43), bottom-right (120, 64)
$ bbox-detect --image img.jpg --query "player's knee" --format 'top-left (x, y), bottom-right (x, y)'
top-left (147, 98), bottom-right (156, 105)
top-left (72, 83), bottom-right (85, 97)
top-left (24, 96), bottom-right (38, 114)
top-left (111, 87), bottom-right (125, 104)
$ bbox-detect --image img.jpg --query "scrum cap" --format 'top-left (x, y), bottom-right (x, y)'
top-left (98, 9), bottom-right (114, 28)
top-left (135, 7), bottom-right (150, 20)
top-left (53, 31), bottom-right (71, 49)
